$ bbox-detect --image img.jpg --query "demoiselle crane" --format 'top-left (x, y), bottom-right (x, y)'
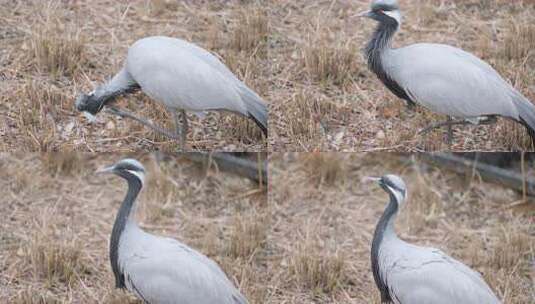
top-left (359, 0), bottom-right (535, 146)
top-left (366, 174), bottom-right (501, 303)
top-left (97, 158), bottom-right (248, 304)
top-left (76, 36), bottom-right (268, 149)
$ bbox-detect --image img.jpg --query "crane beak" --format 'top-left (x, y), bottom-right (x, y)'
top-left (352, 10), bottom-right (373, 18)
top-left (362, 176), bottom-right (381, 182)
top-left (96, 165), bottom-right (115, 174)
top-left (82, 111), bottom-right (97, 123)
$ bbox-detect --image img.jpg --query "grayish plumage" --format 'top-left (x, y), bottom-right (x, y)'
top-left (76, 36), bottom-right (268, 148)
top-left (361, 0), bottom-right (535, 145)
top-left (97, 159), bottom-right (248, 304)
top-left (367, 174), bottom-right (501, 304)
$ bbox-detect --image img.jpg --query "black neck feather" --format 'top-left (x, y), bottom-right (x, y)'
top-left (365, 19), bottom-right (397, 72)
top-left (365, 18), bottom-right (415, 106)
top-left (96, 83), bottom-right (140, 113)
top-left (80, 83), bottom-right (140, 115)
top-left (110, 172), bottom-right (142, 289)
top-left (371, 191), bottom-right (398, 303)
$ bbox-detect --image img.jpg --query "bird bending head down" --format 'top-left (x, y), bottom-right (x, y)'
top-left (75, 89), bottom-right (106, 118)
top-left (365, 174), bottom-right (407, 205)
top-left (96, 158), bottom-right (146, 185)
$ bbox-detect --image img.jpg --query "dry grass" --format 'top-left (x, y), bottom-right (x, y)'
top-left (8, 80), bottom-right (71, 152)
top-left (288, 234), bottom-right (346, 295)
top-left (148, 0), bottom-right (180, 17)
top-left (24, 231), bottom-right (87, 288)
top-left (274, 89), bottom-right (343, 150)
top-left (28, 18), bottom-right (86, 78)
top-left (269, 153), bottom-right (535, 303)
top-left (0, 152), bottom-right (267, 303)
top-left (227, 213), bottom-right (268, 259)
top-left (0, 0), bottom-right (269, 152)
top-left (501, 22), bottom-right (535, 64)
top-left (302, 153), bottom-right (346, 186)
top-left (42, 152), bottom-right (83, 177)
top-left (11, 288), bottom-right (62, 304)
top-left (231, 8), bottom-right (268, 56)
top-left (489, 223), bottom-right (532, 269)
top-left (269, 0), bottom-right (535, 151)
top-left (301, 34), bottom-right (359, 87)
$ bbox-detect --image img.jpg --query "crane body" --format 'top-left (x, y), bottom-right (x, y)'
top-left (367, 174), bottom-right (501, 304)
top-left (76, 36), bottom-right (267, 148)
top-left (98, 159), bottom-right (248, 304)
top-left (361, 0), bottom-right (535, 145)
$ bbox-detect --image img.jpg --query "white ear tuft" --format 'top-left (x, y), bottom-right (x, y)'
top-left (384, 10), bottom-right (402, 25)
top-left (126, 169), bottom-right (145, 185)
top-left (386, 185), bottom-right (406, 205)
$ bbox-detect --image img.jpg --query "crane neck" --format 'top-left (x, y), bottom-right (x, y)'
top-left (365, 20), bottom-right (398, 78)
top-left (110, 174), bottom-right (142, 289)
top-left (92, 68), bottom-right (140, 112)
top-left (371, 192), bottom-right (400, 303)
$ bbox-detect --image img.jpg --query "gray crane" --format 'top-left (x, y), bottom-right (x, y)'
top-left (360, 0), bottom-right (535, 145)
top-left (366, 174), bottom-right (501, 304)
top-left (76, 36), bottom-right (268, 149)
top-left (97, 158), bottom-right (248, 304)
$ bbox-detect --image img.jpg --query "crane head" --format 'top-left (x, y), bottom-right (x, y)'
top-left (75, 90), bottom-right (105, 117)
top-left (371, 0), bottom-right (399, 10)
top-left (356, 0), bottom-right (401, 26)
top-left (96, 158), bottom-right (146, 186)
top-left (364, 174), bottom-right (407, 204)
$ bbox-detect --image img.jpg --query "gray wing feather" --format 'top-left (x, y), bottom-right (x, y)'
top-left (123, 237), bottom-right (247, 304)
top-left (385, 43), bottom-right (524, 120)
top-left (125, 37), bottom-right (245, 114)
top-left (512, 92), bottom-right (535, 133)
top-left (166, 37), bottom-right (268, 132)
top-left (170, 38), bottom-right (240, 81)
top-left (385, 246), bottom-right (500, 304)
top-left (123, 36), bottom-right (268, 127)
top-left (238, 83), bottom-right (268, 135)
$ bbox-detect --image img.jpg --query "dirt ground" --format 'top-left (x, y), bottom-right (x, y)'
top-left (0, 152), bottom-right (268, 303)
top-left (0, 0), bottom-right (268, 152)
top-left (269, 0), bottom-right (535, 151)
top-left (268, 153), bottom-right (534, 303)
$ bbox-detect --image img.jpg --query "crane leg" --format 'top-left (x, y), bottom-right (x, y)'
top-left (406, 100), bottom-right (417, 111)
top-left (447, 117), bottom-right (453, 146)
top-left (420, 116), bottom-right (498, 137)
top-left (105, 106), bottom-right (181, 140)
top-left (173, 109), bottom-right (188, 150)
top-left (419, 115), bottom-right (498, 147)
top-left (419, 118), bottom-right (470, 134)
top-left (182, 110), bottom-right (188, 147)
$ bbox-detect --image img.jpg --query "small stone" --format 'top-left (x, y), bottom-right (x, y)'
top-left (376, 130), bottom-right (385, 139)
top-left (334, 131), bottom-right (345, 143)
top-left (106, 121), bottom-right (115, 130)
top-left (64, 121), bottom-right (75, 134)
